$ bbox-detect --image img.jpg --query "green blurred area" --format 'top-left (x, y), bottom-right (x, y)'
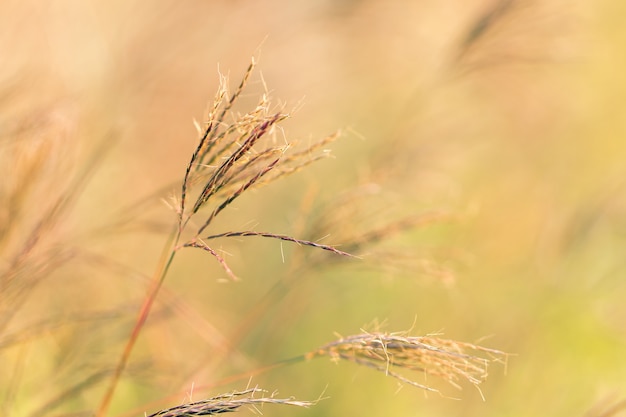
top-left (1, 1), bottom-right (626, 416)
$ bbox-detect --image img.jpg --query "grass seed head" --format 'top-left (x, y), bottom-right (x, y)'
top-left (147, 387), bottom-right (314, 417)
top-left (307, 331), bottom-right (507, 394)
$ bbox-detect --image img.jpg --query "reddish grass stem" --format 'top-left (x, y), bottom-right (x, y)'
top-left (95, 226), bottom-right (181, 417)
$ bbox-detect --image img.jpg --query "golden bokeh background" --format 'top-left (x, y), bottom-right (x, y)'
top-left (2, 1), bottom-right (626, 416)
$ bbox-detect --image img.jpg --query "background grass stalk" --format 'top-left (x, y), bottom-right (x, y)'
top-left (96, 225), bottom-right (181, 417)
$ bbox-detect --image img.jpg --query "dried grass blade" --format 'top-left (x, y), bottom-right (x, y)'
top-left (203, 231), bottom-right (356, 258)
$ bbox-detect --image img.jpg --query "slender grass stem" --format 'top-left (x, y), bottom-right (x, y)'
top-left (96, 225), bottom-right (181, 417)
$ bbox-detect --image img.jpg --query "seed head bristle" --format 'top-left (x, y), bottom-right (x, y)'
top-left (260, 131), bottom-right (340, 184)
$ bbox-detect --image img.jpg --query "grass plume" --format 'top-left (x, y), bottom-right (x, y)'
top-left (306, 331), bottom-right (507, 395)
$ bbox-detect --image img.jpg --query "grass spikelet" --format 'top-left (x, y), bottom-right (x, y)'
top-left (184, 240), bottom-right (239, 282)
top-left (306, 331), bottom-right (507, 394)
top-left (202, 230), bottom-right (357, 258)
top-left (260, 131), bottom-right (340, 184)
top-left (196, 157), bottom-right (281, 236)
top-left (190, 113), bottom-right (285, 216)
top-left (146, 387), bottom-right (314, 417)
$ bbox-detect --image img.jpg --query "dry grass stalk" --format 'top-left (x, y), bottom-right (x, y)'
top-left (147, 388), bottom-right (314, 417)
top-left (96, 59), bottom-right (350, 417)
top-left (306, 331), bottom-right (506, 394)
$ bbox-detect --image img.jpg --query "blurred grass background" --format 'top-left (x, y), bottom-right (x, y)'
top-left (1, 1), bottom-right (626, 416)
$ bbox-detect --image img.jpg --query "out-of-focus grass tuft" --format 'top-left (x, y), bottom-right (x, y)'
top-left (2, 1), bottom-right (626, 417)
